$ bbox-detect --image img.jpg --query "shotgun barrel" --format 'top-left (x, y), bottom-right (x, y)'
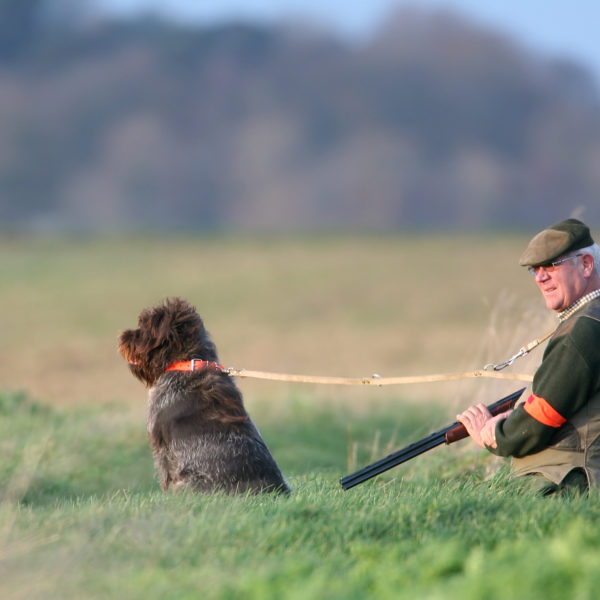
top-left (340, 387), bottom-right (525, 490)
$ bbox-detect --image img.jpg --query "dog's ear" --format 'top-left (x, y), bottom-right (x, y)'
top-left (136, 298), bottom-right (198, 354)
top-left (165, 297), bottom-right (204, 338)
top-left (166, 298), bottom-right (220, 362)
top-left (117, 329), bottom-right (138, 364)
top-left (153, 297), bottom-right (216, 359)
top-left (117, 328), bottom-right (154, 385)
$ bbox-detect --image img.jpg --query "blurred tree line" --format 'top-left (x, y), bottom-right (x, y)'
top-left (1, 0), bottom-right (600, 231)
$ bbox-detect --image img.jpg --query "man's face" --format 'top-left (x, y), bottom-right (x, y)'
top-left (531, 253), bottom-right (588, 311)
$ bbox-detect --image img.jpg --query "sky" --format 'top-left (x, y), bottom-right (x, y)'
top-left (95, 0), bottom-right (600, 83)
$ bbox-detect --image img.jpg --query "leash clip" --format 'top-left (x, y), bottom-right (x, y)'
top-left (484, 348), bottom-right (526, 372)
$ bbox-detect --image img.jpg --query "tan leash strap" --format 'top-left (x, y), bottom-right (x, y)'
top-left (225, 328), bottom-right (558, 385)
top-left (483, 327), bottom-right (556, 371)
top-left (225, 368), bottom-right (533, 385)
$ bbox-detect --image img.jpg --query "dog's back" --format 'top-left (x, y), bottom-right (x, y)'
top-left (148, 369), bottom-right (290, 494)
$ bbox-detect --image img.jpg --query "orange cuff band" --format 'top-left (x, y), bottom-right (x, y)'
top-left (523, 393), bottom-right (567, 428)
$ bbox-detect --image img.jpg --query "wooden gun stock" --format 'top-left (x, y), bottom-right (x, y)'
top-left (340, 387), bottom-right (525, 490)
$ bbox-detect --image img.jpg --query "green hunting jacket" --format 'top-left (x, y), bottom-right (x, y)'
top-left (490, 296), bottom-right (600, 487)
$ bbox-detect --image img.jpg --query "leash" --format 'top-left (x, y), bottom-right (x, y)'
top-left (164, 359), bottom-right (533, 384)
top-left (224, 367), bottom-right (533, 385)
top-left (170, 328), bottom-right (566, 386)
top-left (223, 326), bottom-right (565, 385)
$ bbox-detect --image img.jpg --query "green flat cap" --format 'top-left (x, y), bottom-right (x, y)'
top-left (519, 218), bottom-right (595, 267)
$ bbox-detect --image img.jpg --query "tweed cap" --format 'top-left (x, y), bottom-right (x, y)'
top-left (519, 218), bottom-right (595, 267)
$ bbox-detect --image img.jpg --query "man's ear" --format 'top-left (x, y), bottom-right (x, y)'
top-left (581, 253), bottom-right (595, 277)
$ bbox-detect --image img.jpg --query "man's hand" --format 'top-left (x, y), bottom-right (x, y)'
top-left (457, 404), bottom-right (513, 449)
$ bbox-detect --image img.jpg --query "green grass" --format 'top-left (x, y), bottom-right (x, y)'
top-left (2, 389), bottom-right (600, 600)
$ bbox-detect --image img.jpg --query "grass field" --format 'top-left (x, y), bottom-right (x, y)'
top-left (2, 233), bottom-right (591, 600)
top-left (0, 232), bottom-right (549, 409)
top-left (2, 389), bottom-right (600, 600)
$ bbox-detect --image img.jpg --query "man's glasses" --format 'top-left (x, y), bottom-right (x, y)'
top-left (528, 254), bottom-right (582, 276)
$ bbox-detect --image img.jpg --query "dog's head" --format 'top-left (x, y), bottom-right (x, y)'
top-left (118, 297), bottom-right (218, 386)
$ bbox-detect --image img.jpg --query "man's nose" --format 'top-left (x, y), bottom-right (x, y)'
top-left (535, 267), bottom-right (550, 282)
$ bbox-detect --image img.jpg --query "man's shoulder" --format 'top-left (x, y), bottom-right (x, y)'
top-left (553, 299), bottom-right (600, 347)
top-left (568, 301), bottom-right (600, 357)
top-left (579, 297), bottom-right (600, 323)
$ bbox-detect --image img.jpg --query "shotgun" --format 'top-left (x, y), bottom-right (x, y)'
top-left (340, 387), bottom-right (525, 490)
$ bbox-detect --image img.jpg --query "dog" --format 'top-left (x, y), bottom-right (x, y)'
top-left (118, 297), bottom-right (290, 495)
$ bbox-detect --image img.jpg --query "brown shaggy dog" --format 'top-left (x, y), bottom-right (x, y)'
top-left (118, 297), bottom-right (289, 495)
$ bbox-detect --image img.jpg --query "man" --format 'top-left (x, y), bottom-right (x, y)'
top-left (458, 218), bottom-right (600, 495)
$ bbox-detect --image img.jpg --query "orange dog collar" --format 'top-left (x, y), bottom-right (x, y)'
top-left (165, 359), bottom-right (225, 373)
